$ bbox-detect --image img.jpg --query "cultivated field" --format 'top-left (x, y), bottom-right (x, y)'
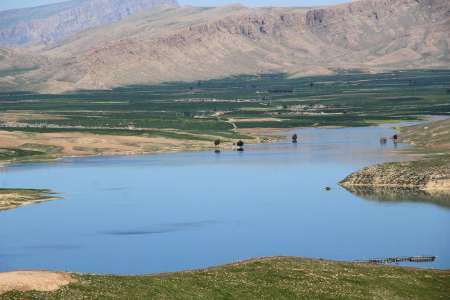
top-left (0, 70), bottom-right (449, 162)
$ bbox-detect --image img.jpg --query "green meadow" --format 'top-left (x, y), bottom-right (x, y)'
top-left (2, 257), bottom-right (449, 300)
top-left (1, 70), bottom-right (449, 132)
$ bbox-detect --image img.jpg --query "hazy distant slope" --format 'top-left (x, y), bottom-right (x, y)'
top-left (2, 0), bottom-right (450, 92)
top-left (0, 0), bottom-right (179, 46)
top-left (0, 48), bottom-right (49, 90)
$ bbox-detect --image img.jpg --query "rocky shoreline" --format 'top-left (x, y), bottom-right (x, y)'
top-left (340, 158), bottom-right (450, 192)
top-left (340, 118), bottom-right (450, 194)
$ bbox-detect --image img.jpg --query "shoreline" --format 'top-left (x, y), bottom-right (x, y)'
top-left (340, 163), bottom-right (450, 194)
top-left (4, 114), bottom-right (443, 168)
top-left (1, 119), bottom-right (445, 213)
top-left (339, 159), bottom-right (450, 193)
top-left (0, 120), bottom-right (412, 168)
top-left (0, 127), bottom-right (277, 211)
top-left (340, 118), bottom-right (450, 194)
top-left (0, 127), bottom-right (286, 168)
top-left (0, 189), bottom-right (61, 211)
top-left (1, 123), bottom-right (449, 297)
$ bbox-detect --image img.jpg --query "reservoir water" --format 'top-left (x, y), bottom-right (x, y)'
top-left (0, 125), bottom-right (449, 274)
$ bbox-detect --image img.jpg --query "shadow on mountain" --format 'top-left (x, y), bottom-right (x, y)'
top-left (343, 186), bottom-right (450, 209)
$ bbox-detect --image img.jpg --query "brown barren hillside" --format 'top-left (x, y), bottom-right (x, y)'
top-left (0, 0), bottom-right (179, 46)
top-left (1, 0), bottom-right (449, 92)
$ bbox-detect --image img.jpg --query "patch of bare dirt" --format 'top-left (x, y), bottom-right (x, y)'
top-left (236, 127), bottom-right (287, 136)
top-left (426, 179), bottom-right (450, 192)
top-left (232, 118), bottom-right (282, 123)
top-left (0, 130), bottom-right (211, 158)
top-left (0, 271), bottom-right (76, 294)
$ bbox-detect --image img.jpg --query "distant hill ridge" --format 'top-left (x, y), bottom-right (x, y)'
top-left (0, 0), bottom-right (448, 92)
top-left (0, 0), bottom-right (179, 46)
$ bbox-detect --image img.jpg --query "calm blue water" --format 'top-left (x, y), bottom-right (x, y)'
top-left (0, 126), bottom-right (449, 274)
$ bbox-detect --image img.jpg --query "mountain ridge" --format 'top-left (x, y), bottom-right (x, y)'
top-left (1, 0), bottom-right (449, 92)
top-left (0, 0), bottom-right (179, 46)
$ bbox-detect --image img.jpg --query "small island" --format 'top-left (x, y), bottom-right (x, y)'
top-left (0, 189), bottom-right (60, 211)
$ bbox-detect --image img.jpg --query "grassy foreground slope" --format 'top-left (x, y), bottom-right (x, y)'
top-left (2, 257), bottom-right (450, 299)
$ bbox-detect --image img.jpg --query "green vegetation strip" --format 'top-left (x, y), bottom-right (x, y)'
top-left (2, 257), bottom-right (449, 299)
top-left (0, 70), bottom-right (448, 163)
top-left (0, 146), bottom-right (61, 163)
top-left (1, 70), bottom-right (449, 132)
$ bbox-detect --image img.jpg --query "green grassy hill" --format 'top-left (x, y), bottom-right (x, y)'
top-left (2, 257), bottom-right (450, 300)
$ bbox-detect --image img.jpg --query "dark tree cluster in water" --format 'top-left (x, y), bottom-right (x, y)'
top-left (237, 140), bottom-right (244, 151)
top-left (214, 139), bottom-right (221, 153)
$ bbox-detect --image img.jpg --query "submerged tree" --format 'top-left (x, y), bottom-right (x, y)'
top-left (214, 139), bottom-right (221, 153)
top-left (236, 140), bottom-right (244, 151)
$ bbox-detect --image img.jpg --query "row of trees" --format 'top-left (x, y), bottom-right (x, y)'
top-left (214, 139), bottom-right (245, 152)
top-left (214, 134), bottom-right (300, 153)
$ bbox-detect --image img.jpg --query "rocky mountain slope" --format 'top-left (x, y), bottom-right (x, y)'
top-left (0, 0), bottom-right (179, 46)
top-left (2, 0), bottom-right (449, 92)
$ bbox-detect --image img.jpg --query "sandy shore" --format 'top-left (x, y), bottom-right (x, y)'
top-left (0, 130), bottom-right (213, 159)
top-left (0, 126), bottom-right (281, 164)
